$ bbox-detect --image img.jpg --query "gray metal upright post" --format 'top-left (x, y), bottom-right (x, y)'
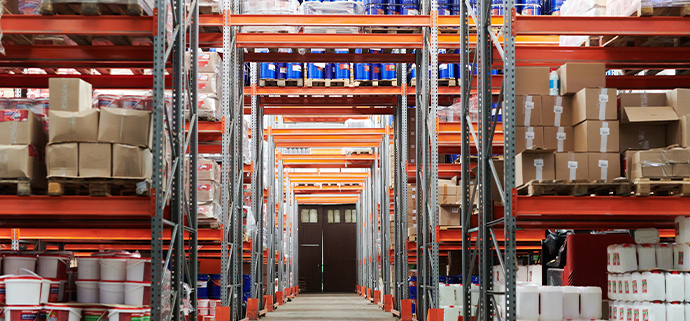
top-left (381, 131), bottom-right (391, 297)
top-left (267, 132), bottom-right (276, 301)
top-left (188, 0), bottom-right (199, 317)
top-left (250, 63), bottom-right (265, 307)
top-left (277, 159), bottom-right (285, 296)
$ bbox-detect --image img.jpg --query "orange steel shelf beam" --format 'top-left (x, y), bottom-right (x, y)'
top-left (225, 14), bottom-right (431, 27)
top-left (1, 14), bottom-right (154, 36)
top-left (0, 195), bottom-right (153, 217)
top-left (514, 15), bottom-right (690, 36)
top-left (293, 186), bottom-right (364, 194)
top-left (297, 196), bottom-right (359, 204)
top-left (246, 86), bottom-right (465, 96)
top-left (0, 228), bottom-right (222, 241)
top-left (0, 45), bottom-right (157, 69)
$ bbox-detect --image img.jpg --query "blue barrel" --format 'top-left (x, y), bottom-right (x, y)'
top-left (324, 63), bottom-right (335, 79)
top-left (276, 63), bottom-right (287, 79)
top-left (551, 0), bottom-right (564, 14)
top-left (401, 0), bottom-right (417, 4)
top-left (308, 49), bottom-right (325, 80)
top-left (438, 276), bottom-right (448, 284)
top-left (401, 4), bottom-right (419, 14)
top-left (365, 0), bottom-right (385, 14)
top-left (381, 63), bottom-right (396, 80)
top-left (471, 275), bottom-right (479, 284)
top-left (242, 274), bottom-right (251, 302)
top-left (408, 63), bottom-right (416, 83)
top-left (369, 49), bottom-right (381, 80)
top-left (491, 0), bottom-right (503, 15)
top-left (439, 49), bottom-right (455, 79)
top-left (521, 0), bottom-right (542, 15)
top-left (386, 0), bottom-right (400, 15)
top-left (354, 49), bottom-right (370, 81)
top-left (408, 276), bottom-right (417, 299)
top-left (334, 49), bottom-right (350, 80)
top-left (438, 0), bottom-right (452, 4)
top-left (197, 274), bottom-right (209, 299)
top-left (447, 275), bottom-right (461, 284)
top-left (438, 4), bottom-right (451, 15)
top-left (260, 62), bottom-right (275, 79)
top-left (208, 274), bottom-right (221, 299)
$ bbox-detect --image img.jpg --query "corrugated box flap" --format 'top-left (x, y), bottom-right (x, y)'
top-left (622, 106), bottom-right (678, 123)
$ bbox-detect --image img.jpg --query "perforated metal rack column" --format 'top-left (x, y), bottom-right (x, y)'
top-left (393, 55), bottom-right (410, 311)
top-left (277, 156), bottom-right (285, 296)
top-left (266, 131), bottom-right (276, 301)
top-left (380, 127), bottom-right (391, 298)
top-left (249, 62), bottom-right (266, 310)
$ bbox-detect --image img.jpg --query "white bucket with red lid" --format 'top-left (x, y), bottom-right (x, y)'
top-left (3, 254), bottom-right (37, 275)
top-left (37, 254), bottom-right (71, 280)
top-left (99, 280), bottom-right (125, 305)
top-left (5, 275), bottom-right (43, 305)
top-left (4, 305), bottom-right (42, 321)
top-left (100, 257), bottom-right (128, 281)
top-left (124, 281), bottom-right (150, 306)
top-left (77, 257), bottom-right (101, 280)
top-left (43, 303), bottom-right (82, 321)
top-left (75, 280), bottom-right (99, 303)
top-left (125, 258), bottom-right (151, 282)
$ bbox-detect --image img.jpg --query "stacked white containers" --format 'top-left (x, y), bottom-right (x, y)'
top-left (515, 284), bottom-right (601, 321)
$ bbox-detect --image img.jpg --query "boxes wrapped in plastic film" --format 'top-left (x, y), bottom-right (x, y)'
top-left (626, 146), bottom-right (690, 180)
top-left (240, 0), bottom-right (300, 33)
top-left (558, 0), bottom-right (606, 46)
top-left (608, 0), bottom-right (690, 16)
top-left (37, 0), bottom-right (154, 16)
top-left (301, 1), bottom-right (364, 34)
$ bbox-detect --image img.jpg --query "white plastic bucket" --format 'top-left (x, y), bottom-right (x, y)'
top-left (82, 307), bottom-right (108, 321)
top-left (3, 255), bottom-right (37, 275)
top-left (5, 275), bottom-right (43, 305)
top-left (579, 286), bottom-right (602, 319)
top-left (40, 278), bottom-right (50, 304)
top-left (656, 243), bottom-right (674, 270)
top-left (99, 280), bottom-right (125, 305)
top-left (561, 286), bottom-right (580, 320)
top-left (37, 255), bottom-right (71, 280)
top-left (108, 307), bottom-right (147, 321)
top-left (666, 272), bottom-right (685, 302)
top-left (666, 302), bottom-right (684, 321)
top-left (124, 281), bottom-right (151, 306)
top-left (100, 257), bottom-right (128, 281)
top-left (199, 307), bottom-right (211, 316)
top-left (126, 258), bottom-right (151, 282)
top-left (539, 286), bottom-right (563, 320)
top-left (43, 303), bottom-right (82, 321)
top-left (4, 305), bottom-right (42, 321)
top-left (198, 299), bottom-right (210, 308)
top-left (77, 257), bottom-right (100, 280)
top-left (75, 280), bottom-right (100, 303)
top-left (637, 244), bottom-right (657, 271)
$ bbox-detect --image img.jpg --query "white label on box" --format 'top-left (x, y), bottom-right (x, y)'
top-left (525, 131), bottom-right (535, 140)
top-left (600, 127), bottom-right (610, 136)
top-left (599, 160), bottom-right (609, 180)
top-left (525, 101), bottom-right (535, 109)
top-left (599, 94), bottom-right (609, 103)
top-left (534, 159), bottom-right (544, 167)
top-left (568, 161), bottom-right (578, 169)
top-left (553, 105), bottom-right (563, 114)
top-left (599, 160), bottom-right (609, 168)
top-left (557, 132), bottom-right (567, 140)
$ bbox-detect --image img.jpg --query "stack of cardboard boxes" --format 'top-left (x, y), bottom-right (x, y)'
top-left (46, 78), bottom-right (153, 181)
top-left (515, 63), bottom-right (621, 186)
top-left (188, 51), bottom-right (222, 121)
top-left (195, 157), bottom-right (221, 219)
top-left (407, 178), bottom-right (462, 238)
top-left (0, 105), bottom-right (48, 189)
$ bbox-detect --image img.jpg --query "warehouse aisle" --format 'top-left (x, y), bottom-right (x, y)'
top-left (263, 293), bottom-right (397, 321)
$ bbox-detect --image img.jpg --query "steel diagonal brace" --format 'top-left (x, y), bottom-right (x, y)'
top-left (465, 0), bottom-right (505, 62)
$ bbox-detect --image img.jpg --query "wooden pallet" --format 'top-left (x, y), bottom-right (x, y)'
top-left (199, 217), bottom-right (220, 229)
top-left (439, 78), bottom-right (458, 87)
top-left (364, 26), bottom-right (421, 34)
top-left (47, 178), bottom-right (151, 196)
top-left (633, 178), bottom-right (690, 196)
top-left (517, 179), bottom-right (633, 196)
top-left (40, 0), bottom-right (151, 15)
top-left (0, 179), bottom-right (39, 196)
top-left (305, 79), bottom-right (350, 87)
top-left (260, 79), bottom-right (304, 87)
top-left (439, 27), bottom-right (460, 34)
top-left (637, 3), bottom-right (690, 16)
top-left (353, 79), bottom-right (397, 87)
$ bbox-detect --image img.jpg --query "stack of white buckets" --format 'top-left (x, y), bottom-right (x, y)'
top-left (76, 254), bottom-right (151, 306)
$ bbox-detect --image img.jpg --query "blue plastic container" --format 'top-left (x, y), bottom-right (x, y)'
top-left (551, 0), bottom-right (564, 14)
top-left (365, 0), bottom-right (385, 14)
top-left (521, 0), bottom-right (541, 15)
top-left (438, 4), bottom-right (451, 15)
top-left (408, 276), bottom-right (417, 299)
top-left (386, 0), bottom-right (400, 15)
top-left (260, 62), bottom-right (275, 79)
top-left (381, 63), bottom-right (396, 80)
top-left (197, 274), bottom-right (209, 299)
top-left (471, 275), bottom-right (479, 285)
top-left (324, 63), bottom-right (335, 79)
top-left (408, 63), bottom-right (416, 83)
top-left (447, 275), bottom-right (461, 284)
top-left (208, 274), bottom-right (221, 299)
top-left (354, 49), bottom-right (370, 81)
top-left (276, 63), bottom-right (287, 79)
top-left (401, 0), bottom-right (417, 4)
top-left (401, 4), bottom-right (419, 15)
top-left (308, 49), bottom-right (325, 79)
top-left (242, 274), bottom-right (251, 302)
top-left (369, 49), bottom-right (382, 81)
top-left (439, 49), bottom-right (455, 79)
top-left (335, 63), bottom-right (350, 79)
top-left (491, 0), bottom-right (503, 15)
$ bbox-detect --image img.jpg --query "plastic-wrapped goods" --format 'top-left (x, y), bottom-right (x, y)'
top-left (517, 285), bottom-right (539, 320)
top-left (558, 0), bottom-right (606, 46)
top-left (657, 243), bottom-right (674, 269)
top-left (240, 0), bottom-right (299, 33)
top-left (666, 272), bottom-right (685, 302)
top-left (637, 244), bottom-right (657, 271)
top-left (439, 284), bottom-right (456, 307)
top-left (667, 302), bottom-right (684, 321)
top-left (539, 286), bottom-right (563, 320)
top-left (562, 286), bottom-right (580, 320)
top-left (641, 271), bottom-right (666, 302)
top-left (631, 272), bottom-right (641, 302)
top-left (301, 1), bottom-right (364, 33)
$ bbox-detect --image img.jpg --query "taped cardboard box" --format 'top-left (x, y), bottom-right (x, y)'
top-left (439, 205), bottom-right (461, 226)
top-left (574, 120), bottom-right (620, 153)
top-left (198, 202), bottom-right (220, 219)
top-left (198, 181), bottom-right (221, 203)
top-left (544, 126), bottom-right (574, 152)
top-left (621, 123), bottom-right (667, 151)
top-left (408, 227), bottom-right (416, 238)
top-left (198, 73), bottom-right (220, 95)
top-left (0, 144), bottom-right (47, 188)
top-left (197, 51), bottom-right (222, 73)
top-left (667, 115), bottom-right (690, 147)
top-left (112, 144), bottom-right (152, 179)
top-left (98, 107), bottom-right (152, 148)
top-left (621, 106), bottom-right (677, 124)
top-left (49, 109), bottom-right (99, 144)
top-left (79, 143), bottom-right (111, 178)
top-left (49, 78), bottom-right (93, 112)
top-left (626, 147), bottom-right (690, 180)
top-left (619, 93), bottom-right (667, 108)
top-left (667, 89), bottom-right (690, 117)
top-left (555, 152), bottom-right (589, 181)
top-left (516, 95), bottom-right (543, 127)
top-left (197, 157), bottom-right (221, 183)
top-left (515, 150), bottom-right (555, 186)
top-left (572, 88), bottom-right (618, 125)
top-left (516, 67), bottom-right (550, 96)
top-left (0, 110), bottom-right (46, 147)
top-left (542, 95), bottom-right (573, 127)
top-left (46, 143), bottom-right (78, 178)
top-left (557, 63), bottom-right (606, 96)
top-left (516, 126), bottom-right (545, 153)
top-left (588, 153), bottom-right (621, 182)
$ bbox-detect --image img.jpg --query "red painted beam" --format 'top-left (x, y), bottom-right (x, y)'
top-left (0, 45), bottom-right (156, 69)
top-left (0, 74), bottom-right (171, 89)
top-left (1, 15), bottom-right (154, 36)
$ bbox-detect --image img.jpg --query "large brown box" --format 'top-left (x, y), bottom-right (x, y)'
top-left (544, 126), bottom-right (574, 152)
top-left (667, 115), bottom-right (690, 147)
top-left (0, 111), bottom-right (46, 147)
top-left (667, 89), bottom-right (690, 117)
top-left (198, 181), bottom-right (221, 203)
top-left (49, 109), bottom-right (99, 143)
top-left (619, 93), bottom-right (667, 108)
top-left (112, 144), bottom-right (152, 179)
top-left (625, 148), bottom-right (690, 180)
top-left (79, 143), bottom-right (111, 178)
top-left (98, 107), bottom-right (152, 148)
top-left (439, 205), bottom-right (461, 226)
top-left (49, 78), bottom-right (93, 112)
top-left (516, 67), bottom-right (550, 96)
top-left (555, 152), bottom-right (589, 181)
top-left (516, 126), bottom-right (545, 153)
top-left (516, 95), bottom-right (543, 127)
top-left (620, 106), bottom-right (677, 124)
top-left (574, 120), bottom-right (620, 153)
top-left (572, 88), bottom-right (618, 125)
top-left (197, 51), bottom-right (222, 73)
top-left (515, 151), bottom-right (555, 186)
top-left (0, 144), bottom-right (47, 187)
top-left (542, 95), bottom-right (573, 127)
top-left (197, 158), bottom-right (221, 183)
top-left (46, 143), bottom-right (78, 178)
top-left (620, 123), bottom-right (668, 151)
top-left (588, 153), bottom-right (621, 182)
top-left (557, 63), bottom-right (606, 96)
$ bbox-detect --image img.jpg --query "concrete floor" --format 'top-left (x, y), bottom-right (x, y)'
top-left (263, 293), bottom-right (397, 321)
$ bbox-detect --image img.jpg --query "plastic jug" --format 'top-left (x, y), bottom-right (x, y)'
top-left (580, 286), bottom-right (602, 319)
top-left (637, 244), bottom-right (656, 270)
top-left (656, 243), bottom-right (674, 270)
top-left (674, 243), bottom-right (690, 270)
top-left (631, 272), bottom-right (641, 302)
top-left (608, 274), bottom-right (615, 300)
top-left (684, 273), bottom-right (690, 303)
top-left (562, 286), bottom-right (580, 320)
top-left (666, 302), bottom-right (684, 321)
top-left (665, 272), bottom-right (685, 302)
top-left (623, 273), bottom-right (631, 301)
top-left (675, 216), bottom-right (690, 243)
top-left (619, 244), bottom-right (638, 272)
top-left (641, 271), bottom-right (666, 302)
top-left (608, 245), bottom-right (617, 273)
top-left (539, 286), bottom-right (563, 320)
top-left (649, 302), bottom-right (666, 321)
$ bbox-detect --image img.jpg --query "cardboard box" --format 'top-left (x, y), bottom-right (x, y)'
top-left (667, 89), bottom-right (690, 117)
top-left (619, 93), bottom-right (667, 108)
top-left (516, 67), bottom-right (550, 96)
top-left (198, 73), bottom-right (220, 94)
top-left (439, 205), bottom-right (461, 226)
top-left (0, 110), bottom-right (46, 147)
top-left (198, 202), bottom-right (219, 219)
top-left (516, 95), bottom-right (543, 127)
top-left (46, 143), bottom-right (78, 178)
top-left (629, 149), bottom-right (673, 179)
top-left (574, 120), bottom-right (620, 153)
top-left (558, 63), bottom-right (606, 96)
top-left (112, 144), bottom-right (152, 179)
top-left (198, 51), bottom-right (222, 73)
top-left (198, 181), bottom-right (221, 203)
top-left (572, 88), bottom-right (618, 125)
top-left (621, 106), bottom-right (678, 124)
top-left (544, 126), bottom-right (574, 152)
top-left (667, 115), bottom-right (690, 147)
top-left (542, 95), bottom-right (573, 127)
top-left (516, 126), bottom-right (545, 153)
top-left (555, 152), bottom-right (589, 181)
top-left (408, 227), bottom-right (416, 238)
top-left (49, 78), bottom-right (93, 112)
top-left (588, 153), bottom-right (621, 182)
top-left (0, 144), bottom-right (47, 187)
top-left (49, 109), bottom-right (99, 144)
top-left (198, 157), bottom-right (221, 183)
top-left (620, 123), bottom-right (667, 151)
top-left (98, 107), bottom-right (152, 148)
top-left (515, 151), bottom-right (555, 186)
top-left (79, 143), bottom-right (111, 178)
